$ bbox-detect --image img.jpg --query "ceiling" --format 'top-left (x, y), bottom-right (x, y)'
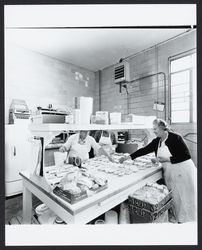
top-left (5, 5), bottom-right (195, 71)
top-left (6, 28), bottom-right (191, 71)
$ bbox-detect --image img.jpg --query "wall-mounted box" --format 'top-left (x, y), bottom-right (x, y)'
top-left (114, 61), bottom-right (130, 84)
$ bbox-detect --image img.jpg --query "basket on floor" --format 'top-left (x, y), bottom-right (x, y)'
top-left (128, 184), bottom-right (173, 223)
top-left (128, 198), bottom-right (173, 223)
top-left (128, 190), bottom-right (173, 212)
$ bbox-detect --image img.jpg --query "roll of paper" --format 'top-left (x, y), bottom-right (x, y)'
top-left (119, 202), bottom-right (130, 224)
top-left (105, 210), bottom-right (118, 224)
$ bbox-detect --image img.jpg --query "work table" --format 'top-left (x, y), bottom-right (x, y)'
top-left (20, 121), bottom-right (160, 224)
top-left (20, 165), bottom-right (162, 224)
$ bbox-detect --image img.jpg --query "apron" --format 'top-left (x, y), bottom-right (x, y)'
top-left (68, 139), bottom-right (89, 162)
top-left (157, 140), bottom-right (197, 223)
top-left (99, 131), bottom-right (113, 155)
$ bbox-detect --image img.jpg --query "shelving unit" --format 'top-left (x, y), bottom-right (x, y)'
top-left (29, 123), bottom-right (153, 132)
top-left (28, 123), bottom-right (153, 146)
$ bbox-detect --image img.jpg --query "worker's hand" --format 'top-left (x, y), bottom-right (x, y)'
top-left (151, 158), bottom-right (159, 164)
top-left (157, 156), bottom-right (170, 163)
top-left (59, 146), bottom-right (66, 153)
top-left (151, 157), bottom-right (160, 167)
top-left (119, 155), bottom-right (131, 164)
top-left (119, 157), bottom-right (125, 164)
top-left (108, 156), bottom-right (115, 163)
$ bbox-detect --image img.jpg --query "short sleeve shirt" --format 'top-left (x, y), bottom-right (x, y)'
top-left (64, 133), bottom-right (101, 154)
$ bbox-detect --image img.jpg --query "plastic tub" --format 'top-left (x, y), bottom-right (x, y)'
top-left (35, 203), bottom-right (49, 216)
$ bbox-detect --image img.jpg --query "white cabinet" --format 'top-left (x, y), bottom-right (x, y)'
top-left (5, 123), bottom-right (31, 196)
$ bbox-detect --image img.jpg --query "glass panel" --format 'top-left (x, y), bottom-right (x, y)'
top-left (171, 55), bottom-right (192, 72)
top-left (171, 84), bottom-right (189, 94)
top-left (171, 102), bottom-right (189, 111)
top-left (172, 92), bottom-right (190, 99)
top-left (172, 111), bottom-right (190, 123)
top-left (171, 71), bottom-right (189, 85)
top-left (172, 95), bottom-right (190, 101)
top-left (170, 52), bottom-right (196, 123)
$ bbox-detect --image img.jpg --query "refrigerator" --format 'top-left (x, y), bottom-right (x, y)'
top-left (5, 121), bottom-right (31, 196)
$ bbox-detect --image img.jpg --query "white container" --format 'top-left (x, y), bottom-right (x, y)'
top-left (35, 204), bottom-right (49, 216)
top-left (104, 210), bottom-right (118, 224)
top-left (54, 216), bottom-right (65, 224)
top-left (95, 111), bottom-right (109, 124)
top-left (94, 219), bottom-right (105, 224)
top-left (65, 114), bottom-right (74, 124)
top-left (122, 114), bottom-right (156, 125)
top-left (74, 109), bottom-right (81, 124)
top-left (74, 96), bottom-right (93, 125)
top-left (38, 210), bottom-right (57, 224)
top-left (110, 112), bottom-right (122, 124)
top-left (122, 114), bottom-right (145, 124)
top-left (35, 204), bottom-right (57, 224)
top-left (119, 202), bottom-right (130, 224)
top-left (54, 152), bottom-right (67, 168)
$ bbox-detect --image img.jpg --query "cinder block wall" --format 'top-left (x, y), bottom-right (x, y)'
top-left (96, 30), bottom-right (197, 165)
top-left (5, 42), bottom-right (96, 124)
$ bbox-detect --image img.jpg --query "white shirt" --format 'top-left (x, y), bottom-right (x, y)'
top-left (63, 133), bottom-right (101, 159)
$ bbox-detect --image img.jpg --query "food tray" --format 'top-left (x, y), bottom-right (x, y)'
top-left (53, 186), bottom-right (87, 204)
top-left (92, 181), bottom-right (108, 193)
top-left (53, 181), bottom-right (108, 204)
top-left (128, 190), bottom-right (172, 212)
top-left (128, 198), bottom-right (173, 223)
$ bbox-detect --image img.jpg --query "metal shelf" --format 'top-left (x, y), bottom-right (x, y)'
top-left (29, 123), bottom-right (153, 133)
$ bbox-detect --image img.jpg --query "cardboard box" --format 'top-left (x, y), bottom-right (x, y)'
top-left (95, 111), bottom-right (109, 124)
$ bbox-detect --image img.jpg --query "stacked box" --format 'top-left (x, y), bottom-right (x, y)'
top-left (128, 189), bottom-right (173, 223)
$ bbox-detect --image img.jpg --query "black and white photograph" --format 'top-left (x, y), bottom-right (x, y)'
top-left (4, 3), bottom-right (197, 246)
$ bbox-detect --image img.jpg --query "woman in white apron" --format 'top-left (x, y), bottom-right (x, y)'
top-left (59, 130), bottom-right (114, 163)
top-left (119, 118), bottom-right (197, 223)
top-left (99, 130), bottom-right (115, 155)
top-left (157, 134), bottom-right (197, 223)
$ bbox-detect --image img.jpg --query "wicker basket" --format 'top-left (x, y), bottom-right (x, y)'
top-left (128, 198), bottom-right (173, 223)
top-left (128, 190), bottom-right (173, 212)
